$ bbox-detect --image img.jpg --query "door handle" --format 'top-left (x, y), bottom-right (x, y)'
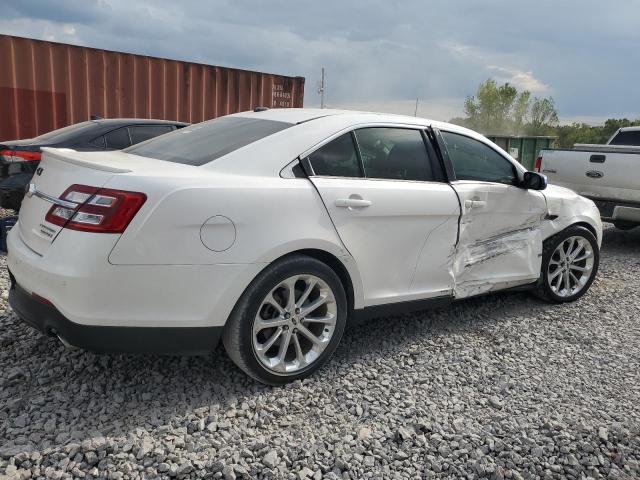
top-left (464, 199), bottom-right (486, 210)
top-left (590, 154), bottom-right (606, 163)
top-left (335, 198), bottom-right (372, 208)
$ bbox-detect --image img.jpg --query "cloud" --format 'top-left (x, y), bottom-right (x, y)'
top-left (0, 0), bottom-right (639, 122)
top-left (443, 42), bottom-right (550, 94)
top-left (486, 66), bottom-right (550, 94)
top-left (326, 98), bottom-right (464, 123)
top-left (61, 24), bottom-right (75, 36)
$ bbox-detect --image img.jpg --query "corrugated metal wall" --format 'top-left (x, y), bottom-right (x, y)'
top-left (0, 35), bottom-right (305, 141)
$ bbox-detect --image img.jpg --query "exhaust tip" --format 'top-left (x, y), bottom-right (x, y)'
top-left (49, 329), bottom-right (78, 350)
top-left (57, 334), bottom-right (78, 350)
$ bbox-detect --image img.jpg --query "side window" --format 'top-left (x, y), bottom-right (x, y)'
top-left (354, 128), bottom-right (433, 181)
top-left (104, 128), bottom-right (131, 150)
top-left (129, 125), bottom-right (174, 145)
top-left (308, 133), bottom-right (362, 177)
top-left (88, 136), bottom-right (106, 149)
top-left (440, 131), bottom-right (517, 185)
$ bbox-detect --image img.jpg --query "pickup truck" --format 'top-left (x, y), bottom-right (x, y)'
top-left (536, 126), bottom-right (640, 229)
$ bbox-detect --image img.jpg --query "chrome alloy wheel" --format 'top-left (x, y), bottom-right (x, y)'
top-left (547, 235), bottom-right (595, 298)
top-left (252, 275), bottom-right (337, 374)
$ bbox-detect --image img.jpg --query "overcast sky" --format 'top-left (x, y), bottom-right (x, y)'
top-left (1, 0), bottom-right (638, 124)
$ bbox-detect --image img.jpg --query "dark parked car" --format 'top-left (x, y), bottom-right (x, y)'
top-left (0, 118), bottom-right (188, 211)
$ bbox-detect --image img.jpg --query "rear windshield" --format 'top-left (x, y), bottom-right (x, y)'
top-left (609, 130), bottom-right (640, 146)
top-left (125, 116), bottom-right (292, 166)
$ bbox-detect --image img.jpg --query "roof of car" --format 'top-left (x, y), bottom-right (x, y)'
top-left (206, 107), bottom-right (524, 177)
top-left (232, 108), bottom-right (438, 126)
top-left (93, 118), bottom-right (189, 126)
top-left (230, 108), bottom-right (487, 145)
top-left (618, 126), bottom-right (640, 133)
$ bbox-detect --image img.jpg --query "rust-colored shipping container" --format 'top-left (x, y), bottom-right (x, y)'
top-left (0, 35), bottom-right (305, 141)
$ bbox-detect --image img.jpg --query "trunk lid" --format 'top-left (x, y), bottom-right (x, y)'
top-left (17, 147), bottom-right (200, 255)
top-left (17, 148), bottom-right (131, 255)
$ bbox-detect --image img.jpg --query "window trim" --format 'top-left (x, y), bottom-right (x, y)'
top-left (303, 123), bottom-right (446, 183)
top-left (304, 131), bottom-right (364, 179)
top-left (127, 124), bottom-right (175, 145)
top-left (421, 129), bottom-right (446, 182)
top-left (436, 128), bottom-right (524, 187)
top-left (104, 126), bottom-right (133, 150)
top-left (87, 135), bottom-right (106, 149)
top-left (350, 131), bottom-right (366, 177)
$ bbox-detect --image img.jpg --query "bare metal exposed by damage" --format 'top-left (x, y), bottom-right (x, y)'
top-left (461, 224), bottom-right (540, 268)
top-left (452, 213), bottom-right (545, 299)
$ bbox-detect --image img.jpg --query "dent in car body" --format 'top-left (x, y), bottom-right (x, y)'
top-left (452, 214), bottom-right (544, 298)
top-left (540, 184), bottom-right (603, 247)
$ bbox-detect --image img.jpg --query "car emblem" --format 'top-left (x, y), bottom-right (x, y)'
top-left (585, 170), bottom-right (603, 179)
top-left (25, 183), bottom-right (36, 198)
top-left (36, 167), bottom-right (44, 176)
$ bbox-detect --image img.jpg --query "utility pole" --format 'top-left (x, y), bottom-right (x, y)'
top-left (414, 97), bottom-right (419, 116)
top-left (318, 67), bottom-right (325, 109)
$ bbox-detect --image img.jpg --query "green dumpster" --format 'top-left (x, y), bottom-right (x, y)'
top-left (485, 135), bottom-right (557, 170)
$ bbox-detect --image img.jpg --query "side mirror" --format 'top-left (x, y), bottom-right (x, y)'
top-left (522, 171), bottom-right (547, 190)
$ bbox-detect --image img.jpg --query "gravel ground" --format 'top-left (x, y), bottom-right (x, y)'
top-left (1, 225), bottom-right (639, 480)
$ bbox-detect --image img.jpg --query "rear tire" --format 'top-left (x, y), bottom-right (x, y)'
top-left (222, 254), bottom-right (347, 385)
top-left (535, 226), bottom-right (599, 303)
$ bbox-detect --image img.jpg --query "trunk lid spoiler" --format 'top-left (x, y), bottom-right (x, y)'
top-left (41, 147), bottom-right (133, 173)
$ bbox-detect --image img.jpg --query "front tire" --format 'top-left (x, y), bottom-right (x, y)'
top-left (222, 254), bottom-right (347, 385)
top-left (535, 226), bottom-right (599, 303)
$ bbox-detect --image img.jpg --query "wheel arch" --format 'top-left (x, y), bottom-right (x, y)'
top-left (572, 221), bottom-right (598, 240)
top-left (275, 248), bottom-right (362, 315)
top-left (542, 215), bottom-right (602, 248)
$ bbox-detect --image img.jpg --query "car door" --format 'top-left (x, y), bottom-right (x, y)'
top-left (306, 126), bottom-right (460, 306)
top-left (435, 129), bottom-right (547, 298)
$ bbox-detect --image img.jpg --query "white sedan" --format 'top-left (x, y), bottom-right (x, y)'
top-left (7, 109), bottom-right (602, 384)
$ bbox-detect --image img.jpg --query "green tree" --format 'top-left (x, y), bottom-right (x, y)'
top-left (454, 78), bottom-right (640, 149)
top-left (555, 118), bottom-right (640, 148)
top-left (555, 123), bottom-right (603, 148)
top-left (602, 118), bottom-right (640, 140)
top-left (512, 90), bottom-right (531, 134)
top-left (527, 97), bottom-right (559, 134)
top-left (455, 78), bottom-right (558, 136)
top-left (463, 79), bottom-right (527, 134)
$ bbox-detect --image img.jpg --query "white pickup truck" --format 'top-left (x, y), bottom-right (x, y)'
top-left (536, 126), bottom-right (640, 229)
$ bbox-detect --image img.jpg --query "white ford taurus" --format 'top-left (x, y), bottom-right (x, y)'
top-left (7, 109), bottom-right (602, 384)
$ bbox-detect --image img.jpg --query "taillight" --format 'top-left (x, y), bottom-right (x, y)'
top-left (0, 150), bottom-right (41, 162)
top-left (45, 184), bottom-right (146, 233)
top-left (534, 156), bottom-right (542, 172)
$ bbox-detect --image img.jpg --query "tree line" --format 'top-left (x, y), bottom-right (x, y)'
top-left (450, 79), bottom-right (640, 148)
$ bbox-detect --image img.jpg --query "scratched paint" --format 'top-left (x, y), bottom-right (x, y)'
top-left (452, 214), bottom-right (544, 299)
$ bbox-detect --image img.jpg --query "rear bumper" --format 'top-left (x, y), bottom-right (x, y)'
top-left (8, 272), bottom-right (222, 354)
top-left (591, 198), bottom-right (640, 224)
top-left (6, 224), bottom-right (265, 330)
